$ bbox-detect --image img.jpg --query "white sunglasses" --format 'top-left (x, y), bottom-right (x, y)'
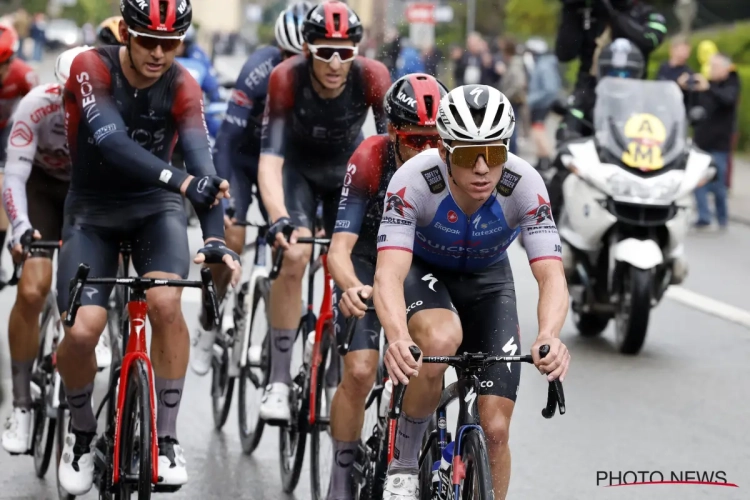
top-left (127, 27), bottom-right (186, 41)
top-left (308, 44), bottom-right (358, 63)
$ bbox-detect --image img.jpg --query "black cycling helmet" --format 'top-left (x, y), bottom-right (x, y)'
top-left (121, 0), bottom-right (192, 34)
top-left (385, 73), bottom-right (448, 128)
top-left (597, 38), bottom-right (645, 80)
top-left (302, 0), bottom-right (363, 45)
top-left (97, 16), bottom-right (123, 45)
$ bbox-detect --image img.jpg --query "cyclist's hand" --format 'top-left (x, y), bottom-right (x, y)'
top-left (385, 339), bottom-right (421, 386)
top-left (181, 175), bottom-right (230, 209)
top-left (194, 239), bottom-right (242, 286)
top-left (266, 217), bottom-right (296, 250)
top-left (531, 336), bottom-right (570, 383)
top-left (340, 285), bottom-right (372, 319)
top-left (10, 229), bottom-right (40, 264)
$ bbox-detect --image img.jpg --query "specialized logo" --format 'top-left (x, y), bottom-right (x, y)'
top-left (421, 166), bottom-right (445, 193)
top-left (447, 210), bottom-right (458, 223)
top-left (473, 214), bottom-right (482, 230)
top-left (502, 336), bottom-right (518, 372)
top-left (465, 387), bottom-right (477, 417)
top-left (526, 194), bottom-right (553, 225)
top-left (469, 87), bottom-right (484, 105)
top-left (497, 168), bottom-right (522, 197)
top-left (385, 187), bottom-right (413, 217)
top-left (421, 273), bottom-right (438, 292)
top-left (10, 121), bottom-right (33, 148)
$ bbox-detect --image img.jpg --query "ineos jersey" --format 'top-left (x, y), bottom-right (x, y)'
top-left (261, 55), bottom-right (390, 161)
top-left (377, 149), bottom-right (563, 272)
top-left (0, 58), bottom-right (39, 129)
top-left (334, 135), bottom-right (397, 260)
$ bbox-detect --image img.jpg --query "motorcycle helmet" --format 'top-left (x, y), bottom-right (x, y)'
top-left (597, 38), bottom-right (645, 80)
top-left (385, 73), bottom-right (448, 128)
top-left (437, 85), bottom-right (516, 144)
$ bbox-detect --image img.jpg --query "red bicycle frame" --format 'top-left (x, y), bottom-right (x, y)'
top-left (112, 299), bottom-right (159, 485)
top-left (308, 254), bottom-right (335, 426)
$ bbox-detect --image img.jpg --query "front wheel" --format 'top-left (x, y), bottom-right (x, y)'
top-left (279, 323), bottom-right (309, 493)
top-left (117, 359), bottom-right (153, 500)
top-left (458, 431), bottom-right (494, 499)
top-left (309, 328), bottom-right (336, 500)
top-left (55, 398), bottom-right (76, 500)
top-left (211, 342), bottom-right (235, 430)
top-left (614, 266), bottom-right (653, 355)
top-left (574, 311), bottom-right (611, 337)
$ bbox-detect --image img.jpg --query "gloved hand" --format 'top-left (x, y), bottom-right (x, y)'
top-left (194, 240), bottom-right (242, 286)
top-left (266, 216), bottom-right (295, 249)
top-left (183, 175), bottom-right (229, 210)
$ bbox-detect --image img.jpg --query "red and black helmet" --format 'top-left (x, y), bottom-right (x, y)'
top-left (121, 0), bottom-right (192, 34)
top-left (0, 23), bottom-right (19, 64)
top-left (302, 0), bottom-right (363, 44)
top-left (384, 74), bottom-right (448, 128)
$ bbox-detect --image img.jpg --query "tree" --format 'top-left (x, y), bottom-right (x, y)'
top-left (504, 0), bottom-right (560, 38)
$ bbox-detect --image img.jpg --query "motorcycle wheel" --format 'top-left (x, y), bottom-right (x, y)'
top-left (574, 312), bottom-right (610, 337)
top-left (615, 266), bottom-right (652, 355)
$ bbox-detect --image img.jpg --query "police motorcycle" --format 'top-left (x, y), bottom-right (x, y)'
top-left (555, 77), bottom-right (715, 354)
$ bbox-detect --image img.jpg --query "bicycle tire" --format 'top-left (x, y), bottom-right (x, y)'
top-left (55, 398), bottom-right (75, 500)
top-left (32, 300), bottom-right (58, 477)
top-left (210, 301), bottom-right (235, 430)
top-left (117, 359), bottom-right (153, 500)
top-left (354, 389), bottom-right (388, 500)
top-left (417, 416), bottom-right (440, 500)
top-left (459, 430), bottom-right (494, 500)
top-left (309, 326), bottom-right (335, 500)
top-left (238, 277), bottom-right (270, 454)
top-left (279, 322), bottom-right (309, 493)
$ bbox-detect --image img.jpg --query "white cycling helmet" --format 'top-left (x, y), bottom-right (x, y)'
top-left (275, 1), bottom-right (311, 55)
top-left (437, 85), bottom-right (516, 143)
top-left (55, 46), bottom-right (94, 86)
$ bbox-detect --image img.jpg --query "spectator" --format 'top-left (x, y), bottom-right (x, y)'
top-left (29, 13), bottom-right (46, 63)
top-left (394, 38), bottom-right (425, 80)
top-left (453, 32), bottom-right (497, 86)
top-left (380, 28), bottom-right (401, 77)
top-left (12, 9), bottom-right (30, 60)
top-left (422, 42), bottom-right (443, 79)
top-left (526, 38), bottom-right (561, 170)
top-left (657, 36), bottom-right (692, 82)
top-left (683, 54), bottom-right (740, 229)
top-left (497, 37), bottom-right (527, 155)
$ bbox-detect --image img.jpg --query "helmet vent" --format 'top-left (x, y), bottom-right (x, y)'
top-left (491, 102), bottom-right (505, 129)
top-left (448, 103), bottom-right (466, 130)
top-left (333, 13), bottom-right (341, 31)
top-left (159, 0), bottom-right (169, 23)
top-left (424, 95), bottom-right (434, 119)
top-left (470, 108), bottom-right (484, 128)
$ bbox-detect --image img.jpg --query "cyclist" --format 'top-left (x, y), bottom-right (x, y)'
top-left (373, 85), bottom-right (571, 499)
top-left (96, 16), bottom-right (123, 46)
top-left (55, 0), bottom-right (240, 494)
top-left (191, 1), bottom-right (312, 375)
top-left (0, 23), bottom-right (39, 281)
top-left (326, 73), bottom-right (447, 499)
top-left (0, 46), bottom-right (114, 455)
top-left (257, 0), bottom-right (391, 424)
top-left (180, 25), bottom-right (212, 68)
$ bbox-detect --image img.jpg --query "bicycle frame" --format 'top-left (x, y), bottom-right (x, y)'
top-left (307, 253), bottom-right (334, 426)
top-left (112, 291), bottom-right (159, 486)
top-left (237, 228), bottom-right (270, 371)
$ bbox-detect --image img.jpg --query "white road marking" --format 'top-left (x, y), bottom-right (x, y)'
top-left (665, 286), bottom-right (750, 329)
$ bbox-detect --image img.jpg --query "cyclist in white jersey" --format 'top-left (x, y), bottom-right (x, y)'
top-left (1, 47), bottom-right (110, 455)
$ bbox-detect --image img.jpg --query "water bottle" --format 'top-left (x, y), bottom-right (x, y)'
top-left (431, 460), bottom-right (441, 496)
top-left (304, 331), bottom-right (315, 366)
top-left (379, 379), bottom-right (393, 418)
top-left (431, 442), bottom-right (455, 499)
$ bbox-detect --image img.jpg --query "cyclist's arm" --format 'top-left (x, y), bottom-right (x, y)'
top-left (173, 71), bottom-right (225, 241)
top-left (373, 168), bottom-right (421, 343)
top-left (363, 58), bottom-right (392, 135)
top-left (202, 66), bottom-right (222, 103)
top-left (65, 51), bottom-right (191, 194)
top-left (506, 163), bottom-right (568, 339)
top-left (258, 63), bottom-right (294, 222)
top-left (2, 94), bottom-right (43, 237)
top-left (329, 138), bottom-right (384, 289)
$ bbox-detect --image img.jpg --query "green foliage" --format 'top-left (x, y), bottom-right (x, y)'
top-left (505, 0), bottom-right (560, 38)
top-left (62, 0), bottom-right (118, 25)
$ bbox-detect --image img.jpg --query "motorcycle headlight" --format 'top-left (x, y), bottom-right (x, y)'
top-left (607, 173), bottom-right (652, 199)
top-left (606, 172), bottom-right (683, 204)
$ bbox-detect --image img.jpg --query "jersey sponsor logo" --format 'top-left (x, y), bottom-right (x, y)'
top-left (385, 187), bottom-right (413, 217)
top-left (406, 300), bottom-right (423, 314)
top-left (30, 102), bottom-right (61, 124)
top-left (473, 214), bottom-right (481, 229)
top-left (76, 72), bottom-right (101, 123)
top-left (339, 163), bottom-right (357, 211)
top-left (2, 188), bottom-right (18, 220)
top-left (472, 226), bottom-right (504, 237)
top-left (230, 89), bottom-right (253, 109)
top-left (45, 84), bottom-right (62, 95)
top-left (434, 222), bottom-right (459, 235)
top-left (497, 168), bottom-right (522, 196)
top-left (10, 121), bottom-right (33, 147)
top-left (421, 273), bottom-right (438, 292)
top-left (447, 210), bottom-right (458, 223)
top-left (479, 380), bottom-right (494, 388)
top-left (396, 91), bottom-right (417, 108)
top-left (526, 194), bottom-right (553, 224)
top-left (421, 166), bottom-right (445, 194)
top-left (378, 234), bottom-right (387, 243)
top-left (381, 216), bottom-right (413, 226)
top-left (225, 114), bottom-right (248, 128)
top-left (335, 220), bottom-right (350, 229)
top-left (415, 230), bottom-right (517, 260)
top-left (159, 170), bottom-right (173, 184)
top-left (129, 128), bottom-right (166, 151)
top-left (244, 58), bottom-right (276, 89)
top-left (93, 123), bottom-right (117, 143)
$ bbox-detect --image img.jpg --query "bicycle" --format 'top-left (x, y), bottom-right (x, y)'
top-left (391, 345), bottom-right (566, 499)
top-left (63, 262), bottom-right (220, 498)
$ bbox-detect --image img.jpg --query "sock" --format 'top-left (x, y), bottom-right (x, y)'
top-left (269, 328), bottom-right (295, 385)
top-left (389, 412), bottom-right (431, 471)
top-left (65, 383), bottom-right (97, 433)
top-left (155, 376), bottom-right (185, 440)
top-left (328, 439), bottom-right (358, 500)
top-left (11, 359), bottom-right (33, 409)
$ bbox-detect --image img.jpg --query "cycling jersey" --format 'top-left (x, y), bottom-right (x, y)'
top-left (261, 55), bottom-right (390, 161)
top-left (334, 135), bottom-right (396, 260)
top-left (3, 83), bottom-right (69, 239)
top-left (64, 46), bottom-right (222, 239)
top-left (377, 149), bottom-right (562, 272)
top-left (183, 43), bottom-right (212, 69)
top-left (0, 58), bottom-right (39, 130)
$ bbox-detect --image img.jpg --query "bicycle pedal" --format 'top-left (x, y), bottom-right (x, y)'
top-left (153, 483), bottom-right (182, 493)
top-left (262, 417), bottom-right (291, 428)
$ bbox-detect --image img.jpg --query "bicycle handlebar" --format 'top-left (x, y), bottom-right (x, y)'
top-left (269, 226), bottom-right (331, 280)
top-left (64, 264), bottom-right (221, 330)
top-left (4, 229), bottom-right (61, 287)
top-left (390, 345), bottom-right (566, 420)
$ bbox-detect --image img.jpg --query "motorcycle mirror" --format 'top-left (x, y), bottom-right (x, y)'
top-left (550, 98), bottom-right (570, 116)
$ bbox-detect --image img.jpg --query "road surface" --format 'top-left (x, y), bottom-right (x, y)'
top-left (0, 51), bottom-right (747, 500)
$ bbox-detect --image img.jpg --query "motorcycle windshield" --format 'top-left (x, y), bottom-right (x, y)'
top-left (594, 78), bottom-right (687, 172)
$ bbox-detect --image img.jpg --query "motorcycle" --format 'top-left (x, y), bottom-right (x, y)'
top-left (554, 78), bottom-right (715, 354)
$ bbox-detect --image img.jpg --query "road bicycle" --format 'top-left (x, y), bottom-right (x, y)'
top-left (62, 262), bottom-right (220, 498)
top-left (391, 345), bottom-right (566, 499)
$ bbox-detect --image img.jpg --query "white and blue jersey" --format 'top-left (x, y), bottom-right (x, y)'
top-left (377, 149), bottom-right (562, 272)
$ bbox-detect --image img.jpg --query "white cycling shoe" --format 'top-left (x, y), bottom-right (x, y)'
top-left (190, 326), bottom-right (216, 376)
top-left (157, 436), bottom-right (188, 486)
top-left (383, 470), bottom-right (420, 500)
top-left (95, 334), bottom-right (112, 369)
top-left (58, 429), bottom-right (96, 496)
top-left (259, 383), bottom-right (291, 423)
top-left (2, 407), bottom-right (31, 454)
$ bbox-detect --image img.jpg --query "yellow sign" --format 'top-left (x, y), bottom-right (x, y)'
top-left (621, 113), bottom-right (667, 171)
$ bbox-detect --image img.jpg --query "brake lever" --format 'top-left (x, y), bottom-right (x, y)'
top-left (64, 264), bottom-right (91, 328)
top-left (389, 345), bottom-right (422, 420)
top-left (200, 267), bottom-right (221, 329)
top-left (538, 344), bottom-right (565, 418)
top-left (269, 224), bottom-right (295, 280)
